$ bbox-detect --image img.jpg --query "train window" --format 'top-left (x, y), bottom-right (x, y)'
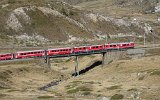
top-left (110, 45), bottom-right (112, 47)
top-left (96, 46), bottom-right (98, 48)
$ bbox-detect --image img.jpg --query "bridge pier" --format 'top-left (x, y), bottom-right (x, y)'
top-left (74, 56), bottom-right (79, 76)
top-left (46, 56), bottom-right (51, 68)
top-left (102, 52), bottom-right (106, 67)
top-left (44, 50), bottom-right (51, 68)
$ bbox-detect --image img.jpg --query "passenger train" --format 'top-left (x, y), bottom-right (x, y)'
top-left (0, 42), bottom-right (134, 61)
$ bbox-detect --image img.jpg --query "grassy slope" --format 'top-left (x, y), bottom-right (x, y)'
top-left (55, 55), bottom-right (160, 99)
top-left (0, 0), bottom-right (159, 47)
top-left (0, 0), bottom-right (94, 46)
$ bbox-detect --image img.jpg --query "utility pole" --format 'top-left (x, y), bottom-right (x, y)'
top-left (75, 56), bottom-right (79, 76)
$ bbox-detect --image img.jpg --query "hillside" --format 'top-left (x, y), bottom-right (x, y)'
top-left (0, 0), bottom-right (159, 49)
top-left (0, 0), bottom-right (160, 100)
top-left (0, 50), bottom-right (160, 99)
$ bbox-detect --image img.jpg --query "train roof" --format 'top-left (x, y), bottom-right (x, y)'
top-left (0, 53), bottom-right (12, 55)
top-left (106, 42), bottom-right (134, 45)
top-left (48, 47), bottom-right (72, 50)
top-left (74, 44), bottom-right (103, 48)
top-left (15, 49), bottom-right (45, 53)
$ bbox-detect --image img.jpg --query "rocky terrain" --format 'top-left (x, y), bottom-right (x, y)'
top-left (0, 0), bottom-right (160, 100)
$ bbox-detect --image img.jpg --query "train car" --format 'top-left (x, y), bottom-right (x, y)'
top-left (73, 46), bottom-right (90, 53)
top-left (127, 42), bottom-right (135, 48)
top-left (0, 53), bottom-right (13, 61)
top-left (90, 45), bottom-right (104, 51)
top-left (118, 42), bottom-right (135, 49)
top-left (15, 50), bottom-right (45, 59)
top-left (104, 42), bottom-right (134, 50)
top-left (104, 43), bottom-right (119, 50)
top-left (47, 47), bottom-right (72, 56)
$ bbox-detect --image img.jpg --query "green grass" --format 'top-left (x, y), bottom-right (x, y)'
top-left (127, 88), bottom-right (138, 92)
top-left (37, 96), bottom-right (54, 99)
top-left (65, 84), bottom-right (77, 90)
top-left (138, 76), bottom-right (145, 80)
top-left (106, 85), bottom-right (121, 90)
top-left (150, 70), bottom-right (160, 76)
top-left (0, 93), bottom-right (7, 98)
top-left (82, 91), bottom-right (91, 95)
top-left (67, 86), bottom-right (91, 94)
top-left (47, 89), bottom-right (62, 96)
top-left (110, 94), bottom-right (124, 100)
top-left (65, 58), bottom-right (72, 62)
top-left (7, 89), bottom-right (20, 92)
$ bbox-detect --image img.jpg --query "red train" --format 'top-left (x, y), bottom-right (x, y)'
top-left (0, 53), bottom-right (13, 60)
top-left (0, 42), bottom-right (134, 61)
top-left (15, 50), bottom-right (45, 59)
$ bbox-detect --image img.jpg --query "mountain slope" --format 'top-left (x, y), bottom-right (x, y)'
top-left (0, 0), bottom-right (159, 48)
